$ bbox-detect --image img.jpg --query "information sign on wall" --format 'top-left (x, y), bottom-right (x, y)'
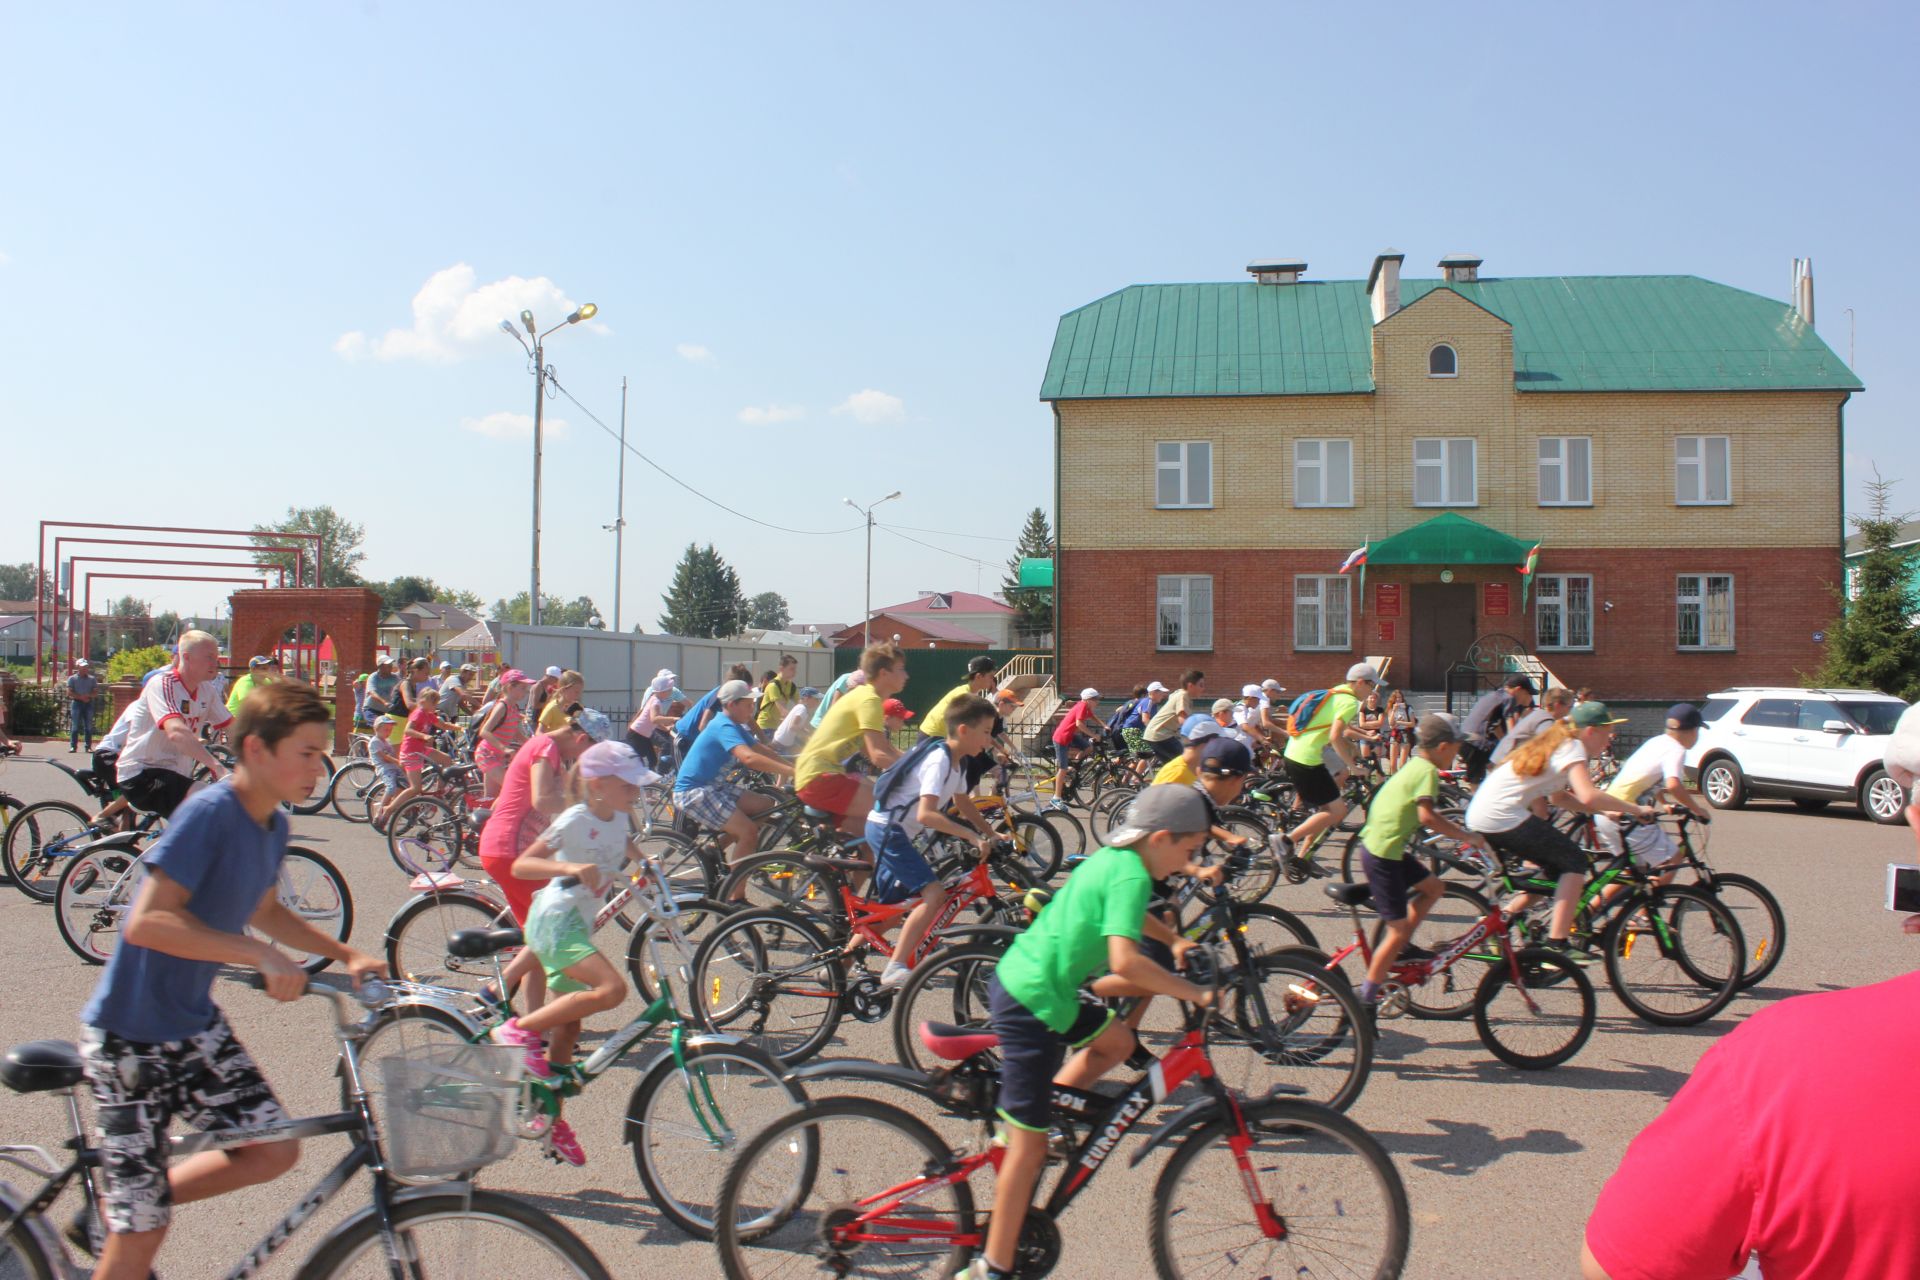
top-left (1484, 582), bottom-right (1511, 616)
top-left (1375, 584), bottom-right (1402, 617)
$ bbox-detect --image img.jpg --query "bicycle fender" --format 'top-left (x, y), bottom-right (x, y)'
top-left (303, 1182), bottom-right (482, 1248)
top-left (786, 1057), bottom-right (945, 1103)
top-left (937, 925), bottom-right (1019, 948)
top-left (1127, 1097), bottom-right (1222, 1169)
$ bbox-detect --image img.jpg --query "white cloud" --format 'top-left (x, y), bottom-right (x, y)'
top-left (461, 410), bottom-right (569, 441)
top-left (738, 404), bottom-right (806, 425)
top-left (337, 263), bottom-right (605, 362)
top-left (832, 388), bottom-right (906, 424)
top-left (0, 250), bottom-right (11, 267)
top-left (676, 343), bottom-right (715, 363)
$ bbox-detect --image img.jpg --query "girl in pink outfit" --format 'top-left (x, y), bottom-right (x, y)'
top-left (474, 668), bottom-right (535, 796)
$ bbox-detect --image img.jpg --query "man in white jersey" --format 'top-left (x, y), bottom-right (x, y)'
top-left (1593, 703), bottom-right (1711, 867)
top-left (115, 630), bottom-right (232, 818)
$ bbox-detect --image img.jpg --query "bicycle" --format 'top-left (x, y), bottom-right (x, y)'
top-left (0, 976), bottom-right (613, 1279)
top-left (354, 862), bottom-right (805, 1240)
top-left (711, 951), bottom-right (1410, 1279)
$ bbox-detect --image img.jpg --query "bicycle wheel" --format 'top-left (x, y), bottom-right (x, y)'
top-left (1211, 955), bottom-right (1373, 1113)
top-left (1190, 901), bottom-right (1318, 957)
top-left (268, 848), bottom-right (353, 975)
top-left (385, 890), bottom-right (515, 990)
top-left (341, 1001), bottom-right (480, 1184)
top-left (2, 799), bottom-right (94, 901)
top-left (690, 907), bottom-right (847, 1066)
top-left (888, 941), bottom-right (1004, 1074)
top-left (285, 754), bottom-right (337, 816)
top-left (328, 760), bottom-right (378, 822)
top-left (1035, 806), bottom-right (1088, 863)
top-left (636, 827), bottom-right (716, 901)
top-left (714, 1096), bottom-right (973, 1279)
top-left (1214, 811), bottom-right (1279, 903)
top-left (1603, 885), bottom-right (1744, 1027)
top-left (625, 1039), bottom-right (810, 1240)
top-left (622, 896), bottom-right (727, 1002)
top-left (294, 1187), bottom-right (611, 1280)
top-left (1473, 948), bottom-right (1597, 1070)
top-left (55, 845), bottom-right (146, 964)
top-left (719, 851), bottom-right (841, 919)
top-left (1088, 785), bottom-right (1137, 846)
top-left (386, 796), bottom-right (464, 876)
top-left (0, 1188), bottom-right (55, 1280)
top-left (1150, 1095), bottom-right (1409, 1280)
top-left (1700, 871), bottom-right (1786, 989)
top-left (1007, 811), bottom-right (1062, 882)
top-left (1365, 882), bottom-right (1494, 1021)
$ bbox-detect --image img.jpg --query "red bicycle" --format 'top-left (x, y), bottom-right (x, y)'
top-left (711, 973), bottom-right (1410, 1279)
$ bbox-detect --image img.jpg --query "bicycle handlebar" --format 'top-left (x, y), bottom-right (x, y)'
top-left (233, 972), bottom-right (391, 1032)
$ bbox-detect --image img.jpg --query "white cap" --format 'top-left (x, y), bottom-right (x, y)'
top-left (1262, 679), bottom-right (1285, 692)
top-left (578, 741), bottom-right (653, 785)
top-left (544, 666), bottom-right (564, 679)
top-left (1346, 663), bottom-right (1381, 684)
top-left (647, 673), bottom-right (674, 694)
top-left (1240, 684), bottom-right (1261, 698)
top-left (1079, 687), bottom-right (1100, 700)
top-left (438, 661), bottom-right (451, 670)
top-left (655, 668), bottom-right (677, 681)
top-left (1146, 681), bottom-right (1169, 693)
top-left (75, 658), bottom-right (91, 667)
top-left (1211, 698), bottom-right (1236, 714)
top-left (715, 679), bottom-right (754, 704)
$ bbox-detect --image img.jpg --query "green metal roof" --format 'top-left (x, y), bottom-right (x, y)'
top-left (1367, 513), bottom-right (1532, 566)
top-left (1040, 275), bottom-right (1863, 399)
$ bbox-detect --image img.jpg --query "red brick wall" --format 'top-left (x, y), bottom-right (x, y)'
top-left (228, 588), bottom-right (383, 752)
top-left (1059, 546), bottom-right (1839, 701)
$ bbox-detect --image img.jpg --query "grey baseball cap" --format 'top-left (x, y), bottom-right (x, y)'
top-left (1107, 784), bottom-right (1214, 849)
top-left (1416, 712), bottom-right (1463, 749)
top-left (715, 679), bottom-right (754, 705)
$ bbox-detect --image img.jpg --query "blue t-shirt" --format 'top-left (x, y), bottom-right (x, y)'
top-left (81, 781), bottom-right (288, 1042)
top-left (1118, 697), bottom-right (1150, 730)
top-left (674, 715), bottom-right (754, 792)
top-left (675, 688), bottom-right (722, 743)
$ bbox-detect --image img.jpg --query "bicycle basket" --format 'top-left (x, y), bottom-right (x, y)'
top-left (377, 1043), bottom-right (524, 1180)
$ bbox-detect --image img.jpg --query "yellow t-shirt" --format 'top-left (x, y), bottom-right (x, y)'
top-left (537, 698), bottom-right (573, 734)
top-left (1152, 756), bottom-right (1198, 787)
top-left (757, 677), bottom-right (796, 730)
top-left (795, 685), bottom-right (885, 792)
top-left (919, 682), bottom-right (976, 738)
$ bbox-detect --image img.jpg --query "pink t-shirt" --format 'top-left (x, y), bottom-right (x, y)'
top-left (477, 733), bottom-right (567, 863)
top-left (1051, 700), bottom-right (1097, 747)
top-left (1587, 970), bottom-right (1920, 1279)
top-left (399, 706), bottom-right (441, 762)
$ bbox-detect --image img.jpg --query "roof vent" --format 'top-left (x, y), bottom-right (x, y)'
top-left (1439, 254), bottom-right (1483, 284)
top-left (1247, 258), bottom-right (1307, 285)
top-left (1367, 250), bottom-right (1405, 322)
top-left (1791, 257), bottom-right (1815, 327)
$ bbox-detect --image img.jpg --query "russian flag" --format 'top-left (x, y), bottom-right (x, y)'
top-left (1338, 544), bottom-right (1368, 574)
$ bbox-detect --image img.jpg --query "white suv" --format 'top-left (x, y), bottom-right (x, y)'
top-left (1685, 687), bottom-right (1912, 824)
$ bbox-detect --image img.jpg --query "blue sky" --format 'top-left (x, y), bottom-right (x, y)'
top-left (3, 2), bottom-right (1914, 626)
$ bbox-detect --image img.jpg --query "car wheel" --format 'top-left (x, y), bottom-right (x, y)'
top-left (1860, 769), bottom-right (1909, 825)
top-left (1700, 757), bottom-right (1747, 810)
top-left (1790, 797), bottom-right (1831, 812)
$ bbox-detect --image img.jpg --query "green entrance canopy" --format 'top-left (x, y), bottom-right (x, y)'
top-left (1367, 513), bottom-right (1533, 566)
top-left (1016, 557), bottom-right (1054, 589)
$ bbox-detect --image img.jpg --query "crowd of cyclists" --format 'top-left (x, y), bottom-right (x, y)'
top-left (0, 629), bottom-right (1886, 1278)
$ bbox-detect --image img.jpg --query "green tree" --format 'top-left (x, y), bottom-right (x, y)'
top-left (747, 591), bottom-right (791, 631)
top-left (434, 586), bottom-right (486, 614)
top-left (491, 592), bottom-right (603, 628)
top-left (1814, 472), bottom-right (1920, 700)
top-left (372, 574), bottom-right (440, 614)
top-left (0, 563), bottom-right (50, 602)
top-left (1000, 507), bottom-right (1056, 643)
top-left (251, 505), bottom-right (367, 588)
top-left (659, 544), bottom-right (747, 638)
top-left (152, 611), bottom-right (182, 646)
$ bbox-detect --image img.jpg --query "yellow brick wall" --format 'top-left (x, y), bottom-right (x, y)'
top-left (1058, 287), bottom-right (1847, 551)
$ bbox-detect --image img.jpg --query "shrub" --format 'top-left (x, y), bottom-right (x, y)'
top-left (106, 646), bottom-right (172, 685)
top-left (6, 683), bottom-right (66, 736)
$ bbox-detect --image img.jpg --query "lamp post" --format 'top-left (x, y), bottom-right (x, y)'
top-left (499, 301), bottom-right (599, 627)
top-left (843, 491), bottom-right (902, 648)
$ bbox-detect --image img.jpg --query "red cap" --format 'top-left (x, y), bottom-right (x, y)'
top-left (883, 698), bottom-right (915, 720)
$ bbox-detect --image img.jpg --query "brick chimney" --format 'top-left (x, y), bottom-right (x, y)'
top-left (1791, 257), bottom-right (1815, 327)
top-left (1247, 258), bottom-right (1307, 285)
top-left (1439, 254), bottom-right (1483, 283)
top-left (1368, 250), bottom-right (1404, 322)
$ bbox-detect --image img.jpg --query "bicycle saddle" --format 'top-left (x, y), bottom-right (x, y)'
top-left (919, 1021), bottom-right (999, 1061)
top-left (446, 927), bottom-right (524, 959)
top-left (2, 1040), bottom-right (84, 1094)
top-left (801, 804), bottom-right (835, 820)
top-left (1325, 882), bottom-right (1374, 908)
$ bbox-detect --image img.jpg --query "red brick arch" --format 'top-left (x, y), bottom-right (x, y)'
top-left (227, 587), bottom-right (383, 751)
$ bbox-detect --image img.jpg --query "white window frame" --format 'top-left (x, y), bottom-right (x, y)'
top-left (1293, 574), bottom-right (1353, 651)
top-left (1293, 438), bottom-right (1354, 508)
top-left (1155, 441), bottom-right (1214, 509)
top-left (1413, 437), bottom-right (1478, 507)
top-left (1428, 344), bottom-right (1458, 378)
top-left (1676, 573), bottom-right (1735, 651)
top-left (1157, 574), bottom-right (1213, 651)
top-left (1534, 573), bottom-right (1594, 651)
top-left (1538, 436), bottom-right (1593, 507)
top-left (1675, 435), bottom-right (1731, 506)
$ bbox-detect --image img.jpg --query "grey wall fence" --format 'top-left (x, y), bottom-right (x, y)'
top-left (497, 625), bottom-right (837, 723)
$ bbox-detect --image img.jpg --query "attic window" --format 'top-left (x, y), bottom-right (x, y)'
top-left (928, 595), bottom-right (949, 609)
top-left (1428, 344), bottom-right (1458, 378)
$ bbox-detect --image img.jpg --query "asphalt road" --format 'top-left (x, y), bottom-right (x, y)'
top-left (2, 740), bottom-right (1915, 1279)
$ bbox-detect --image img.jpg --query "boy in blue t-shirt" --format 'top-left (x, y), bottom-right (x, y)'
top-left (77, 681), bottom-right (387, 1279)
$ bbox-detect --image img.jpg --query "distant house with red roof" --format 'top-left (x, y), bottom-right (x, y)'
top-left (829, 612), bottom-right (997, 650)
top-left (851, 591), bottom-right (1015, 650)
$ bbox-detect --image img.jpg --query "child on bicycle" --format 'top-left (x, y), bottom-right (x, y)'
top-left (492, 740), bottom-right (653, 1166)
top-left (77, 680), bottom-right (387, 1280)
top-left (971, 784), bottom-right (1217, 1280)
top-left (1354, 713), bottom-right (1490, 1005)
top-left (372, 685), bottom-right (456, 830)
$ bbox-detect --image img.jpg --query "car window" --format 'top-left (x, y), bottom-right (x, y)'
top-left (1797, 701), bottom-right (1842, 731)
top-left (1836, 700), bottom-right (1908, 736)
top-left (1700, 697), bottom-right (1737, 724)
top-left (1741, 698), bottom-right (1800, 728)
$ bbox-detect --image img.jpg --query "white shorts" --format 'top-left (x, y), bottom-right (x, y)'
top-left (1884, 743), bottom-right (1920, 792)
top-left (1594, 814), bottom-right (1679, 868)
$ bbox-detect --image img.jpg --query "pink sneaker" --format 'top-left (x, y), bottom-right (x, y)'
top-left (489, 1018), bottom-right (552, 1079)
top-left (548, 1119), bottom-right (585, 1166)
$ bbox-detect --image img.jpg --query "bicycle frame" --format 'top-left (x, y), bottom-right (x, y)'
top-left (1325, 900), bottom-right (1542, 1007)
top-left (835, 856), bottom-right (1009, 967)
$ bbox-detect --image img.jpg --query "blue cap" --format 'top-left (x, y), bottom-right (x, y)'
top-left (1197, 736), bottom-right (1253, 775)
top-left (1666, 702), bottom-right (1704, 730)
top-left (800, 686), bottom-right (821, 698)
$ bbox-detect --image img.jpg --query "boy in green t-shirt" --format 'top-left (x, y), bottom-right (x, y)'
top-left (972, 785), bottom-right (1216, 1280)
top-left (1354, 712), bottom-right (1490, 1005)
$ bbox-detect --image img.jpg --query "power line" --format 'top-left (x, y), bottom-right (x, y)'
top-left (878, 523), bottom-right (996, 569)
top-left (880, 522), bottom-right (1018, 543)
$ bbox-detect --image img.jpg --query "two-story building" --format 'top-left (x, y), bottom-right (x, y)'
top-left (1042, 253), bottom-right (1861, 699)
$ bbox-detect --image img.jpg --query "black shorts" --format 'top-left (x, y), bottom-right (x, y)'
top-left (1483, 814), bottom-right (1588, 878)
top-left (624, 729), bottom-right (657, 767)
top-left (1283, 757), bottom-right (1342, 809)
top-left (1360, 848), bottom-right (1435, 922)
top-left (1460, 741), bottom-right (1494, 784)
top-left (90, 749), bottom-right (121, 791)
top-left (1147, 736), bottom-right (1182, 765)
top-left (987, 974), bottom-right (1116, 1132)
top-left (122, 768), bottom-right (195, 819)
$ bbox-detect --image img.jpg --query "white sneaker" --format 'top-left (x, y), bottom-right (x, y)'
top-left (879, 960), bottom-right (913, 989)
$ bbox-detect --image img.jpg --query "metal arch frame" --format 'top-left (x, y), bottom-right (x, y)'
top-left (81, 574), bottom-right (271, 663)
top-left (34, 522), bottom-right (323, 679)
top-left (68, 557), bottom-right (291, 661)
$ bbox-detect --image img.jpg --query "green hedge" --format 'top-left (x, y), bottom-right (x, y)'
top-left (6, 683), bottom-right (66, 736)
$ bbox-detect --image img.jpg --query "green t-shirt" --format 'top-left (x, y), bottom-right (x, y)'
top-left (795, 685), bottom-right (885, 792)
top-left (996, 846), bottom-right (1151, 1033)
top-left (918, 681), bottom-right (976, 738)
top-left (226, 673), bottom-right (257, 716)
top-left (1282, 687), bottom-right (1359, 766)
top-left (757, 676), bottom-right (796, 730)
top-left (1358, 756), bottom-right (1439, 861)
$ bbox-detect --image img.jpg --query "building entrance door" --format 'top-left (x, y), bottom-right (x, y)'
top-left (1409, 583), bottom-right (1477, 689)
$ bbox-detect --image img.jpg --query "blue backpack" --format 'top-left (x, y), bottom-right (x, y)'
top-left (1285, 689), bottom-right (1335, 736)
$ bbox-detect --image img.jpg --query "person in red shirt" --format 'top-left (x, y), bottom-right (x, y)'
top-left (1050, 687), bottom-right (1101, 789)
top-left (1581, 916), bottom-right (1920, 1279)
top-left (372, 686), bottom-right (456, 830)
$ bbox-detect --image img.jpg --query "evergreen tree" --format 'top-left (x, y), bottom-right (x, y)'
top-left (1814, 472), bottom-right (1920, 700)
top-left (659, 544), bottom-right (748, 638)
top-left (1000, 507), bottom-right (1056, 643)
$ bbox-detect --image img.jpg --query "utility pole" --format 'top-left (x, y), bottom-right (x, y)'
top-left (529, 330), bottom-right (545, 627)
top-left (611, 377), bottom-right (628, 632)
top-left (843, 491), bottom-right (902, 649)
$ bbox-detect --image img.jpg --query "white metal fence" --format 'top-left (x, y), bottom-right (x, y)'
top-left (496, 625), bottom-right (836, 721)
